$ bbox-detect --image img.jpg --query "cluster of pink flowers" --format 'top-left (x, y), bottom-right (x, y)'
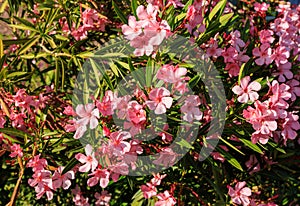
top-left (122, 3), bottom-right (171, 56)
top-left (60, 8), bottom-right (107, 41)
top-left (242, 80), bottom-right (300, 145)
top-left (27, 155), bottom-right (74, 200)
top-left (228, 181), bottom-right (278, 206)
top-left (141, 173), bottom-right (176, 206)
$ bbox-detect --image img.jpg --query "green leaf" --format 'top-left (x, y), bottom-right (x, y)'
top-left (0, 128), bottom-right (34, 143)
top-left (13, 16), bottom-right (37, 30)
top-left (131, 0), bottom-right (138, 18)
top-left (20, 52), bottom-right (48, 59)
top-left (62, 158), bottom-right (80, 174)
top-left (6, 71), bottom-right (30, 79)
top-left (110, 62), bottom-right (120, 77)
top-left (9, 24), bottom-right (38, 32)
top-left (176, 138), bottom-right (194, 149)
top-left (112, 1), bottom-right (128, 24)
top-left (217, 147), bottom-right (243, 171)
top-left (131, 189), bottom-right (145, 206)
top-left (208, 0), bottom-right (226, 21)
top-left (219, 137), bottom-right (245, 155)
top-left (17, 37), bottom-right (40, 55)
top-left (268, 141), bottom-right (286, 154)
top-left (146, 58), bottom-right (154, 87)
top-left (239, 137), bottom-right (264, 154)
top-left (219, 13), bottom-right (234, 26)
top-left (238, 63), bottom-right (246, 85)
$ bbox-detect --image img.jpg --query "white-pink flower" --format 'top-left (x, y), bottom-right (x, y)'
top-left (155, 190), bottom-right (176, 206)
top-left (228, 181), bottom-right (252, 206)
top-left (52, 166), bottom-right (75, 190)
top-left (9, 143), bottom-right (23, 158)
top-left (75, 144), bottom-right (98, 173)
top-left (146, 87), bottom-right (173, 114)
top-left (87, 168), bottom-right (110, 188)
top-left (180, 95), bottom-right (202, 123)
top-left (232, 76), bottom-right (261, 103)
top-left (74, 103), bottom-right (99, 139)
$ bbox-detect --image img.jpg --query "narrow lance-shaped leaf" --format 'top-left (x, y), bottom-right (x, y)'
top-left (112, 1), bottom-right (128, 24)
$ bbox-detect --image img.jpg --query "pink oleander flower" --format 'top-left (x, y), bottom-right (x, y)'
top-left (28, 170), bottom-right (52, 189)
top-left (268, 80), bottom-right (291, 111)
top-left (75, 144), bottom-right (98, 173)
top-left (206, 38), bottom-right (222, 58)
top-left (130, 35), bottom-right (154, 56)
top-left (63, 105), bottom-right (76, 116)
top-left (254, 2), bottom-right (269, 12)
top-left (144, 20), bottom-right (171, 46)
top-left (96, 90), bottom-right (116, 117)
top-left (122, 16), bottom-right (143, 40)
top-left (87, 168), bottom-right (110, 188)
top-left (9, 143), bottom-right (23, 158)
top-left (252, 43), bottom-right (273, 66)
top-left (35, 184), bottom-right (54, 200)
top-left (243, 101), bottom-right (277, 143)
top-left (52, 166), bottom-right (75, 190)
top-left (74, 103), bottom-right (99, 139)
top-left (245, 155), bottom-right (261, 175)
top-left (225, 63), bottom-right (240, 77)
top-left (286, 79), bottom-right (300, 101)
top-left (157, 64), bottom-right (187, 84)
top-left (276, 62), bottom-right (293, 82)
top-left (146, 87), bottom-right (173, 114)
top-left (228, 181), bottom-right (252, 206)
top-left (109, 162), bottom-right (129, 181)
top-left (155, 190), bottom-right (176, 206)
top-left (72, 185), bottom-right (90, 206)
top-left (108, 131), bottom-right (131, 156)
top-left (230, 30), bottom-right (246, 50)
top-left (151, 173), bottom-right (167, 186)
top-left (115, 95), bottom-right (131, 118)
top-left (141, 183), bottom-right (157, 199)
top-left (27, 154), bottom-right (48, 172)
top-left (272, 46), bottom-right (290, 66)
top-left (126, 101), bottom-right (146, 124)
top-left (180, 95), bottom-right (202, 123)
top-left (153, 147), bottom-right (177, 167)
top-left (185, 2), bottom-right (206, 35)
top-left (281, 112), bottom-right (300, 143)
top-left (232, 76), bottom-right (261, 103)
top-left (137, 4), bottom-right (158, 24)
top-left (259, 29), bottom-right (275, 44)
top-left (95, 191), bottom-right (111, 206)
top-left (222, 47), bottom-right (238, 63)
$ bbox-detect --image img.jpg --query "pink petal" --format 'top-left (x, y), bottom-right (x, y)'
top-left (155, 103), bottom-right (167, 114)
top-left (162, 97), bottom-right (173, 109)
top-left (238, 93), bottom-right (249, 103)
top-left (89, 116), bottom-right (98, 129)
top-left (240, 187), bottom-right (252, 196)
top-left (248, 92), bottom-right (259, 101)
top-left (248, 81), bottom-right (261, 91)
top-left (87, 176), bottom-right (98, 187)
top-left (76, 104), bottom-right (87, 118)
top-left (240, 76), bottom-right (250, 89)
top-left (232, 85), bottom-right (243, 95)
top-left (74, 125), bottom-right (87, 139)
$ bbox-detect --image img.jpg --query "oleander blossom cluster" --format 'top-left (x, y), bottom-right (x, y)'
top-left (64, 62), bottom-right (206, 177)
top-left (59, 8), bottom-right (107, 41)
top-left (122, 3), bottom-right (171, 56)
